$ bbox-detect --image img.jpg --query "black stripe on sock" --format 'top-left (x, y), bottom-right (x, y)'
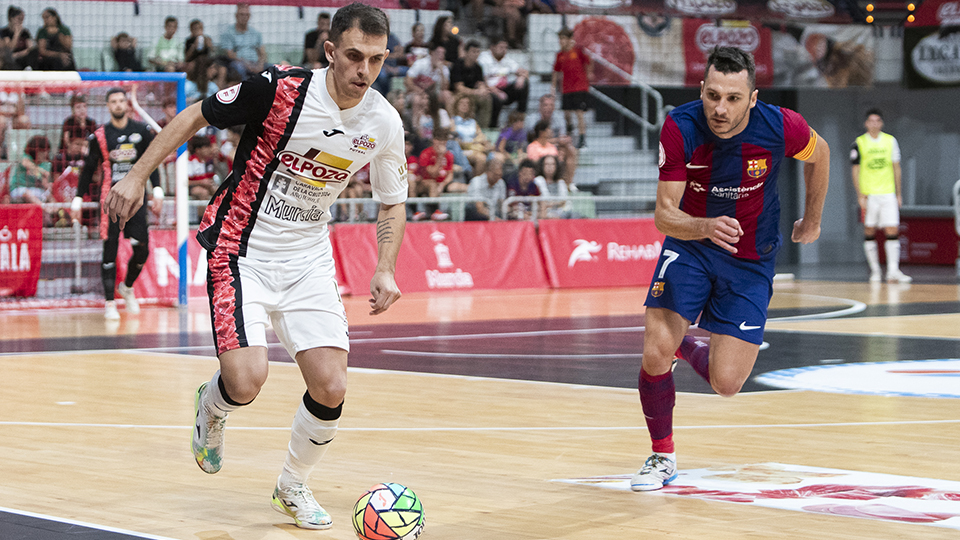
top-left (303, 391), bottom-right (343, 421)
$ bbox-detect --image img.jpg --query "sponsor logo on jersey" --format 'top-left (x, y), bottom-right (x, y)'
top-left (276, 148), bottom-right (353, 187)
top-left (129, 133), bottom-right (143, 144)
top-left (216, 84), bottom-right (241, 104)
top-left (651, 281), bottom-right (664, 297)
top-left (351, 134), bottom-right (377, 153)
top-left (710, 181), bottom-right (763, 200)
top-left (746, 158), bottom-right (768, 179)
top-left (109, 143), bottom-right (138, 162)
top-left (262, 195), bottom-right (325, 222)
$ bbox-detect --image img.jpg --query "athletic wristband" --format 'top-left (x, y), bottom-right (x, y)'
top-left (70, 196), bottom-right (82, 214)
top-left (152, 186), bottom-right (165, 200)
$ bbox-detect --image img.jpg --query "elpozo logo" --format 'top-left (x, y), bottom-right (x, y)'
top-left (695, 23), bottom-right (760, 53)
top-left (667, 0), bottom-right (737, 17)
top-left (276, 148), bottom-right (352, 187)
top-left (568, 238), bottom-right (662, 268)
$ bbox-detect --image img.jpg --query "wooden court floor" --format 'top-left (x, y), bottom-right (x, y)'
top-left (1, 278), bottom-right (959, 540)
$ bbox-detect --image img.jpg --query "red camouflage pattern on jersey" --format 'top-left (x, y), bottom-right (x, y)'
top-left (208, 74), bottom-right (304, 354)
top-left (94, 126), bottom-right (112, 240)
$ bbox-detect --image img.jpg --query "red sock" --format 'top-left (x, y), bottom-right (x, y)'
top-left (677, 335), bottom-right (710, 383)
top-left (639, 368), bottom-right (675, 451)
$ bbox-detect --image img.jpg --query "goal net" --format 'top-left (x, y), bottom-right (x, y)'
top-left (0, 71), bottom-right (187, 309)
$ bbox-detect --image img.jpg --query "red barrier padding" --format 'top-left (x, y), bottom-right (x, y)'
top-left (0, 205), bottom-right (44, 297)
top-left (538, 218), bottom-right (664, 288)
top-left (333, 221), bottom-right (550, 294)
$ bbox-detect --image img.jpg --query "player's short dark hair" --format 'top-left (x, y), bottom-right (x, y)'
top-left (558, 27), bottom-right (573, 39)
top-left (329, 2), bottom-right (389, 44)
top-left (105, 87), bottom-right (126, 101)
top-left (865, 108), bottom-right (883, 120)
top-left (704, 46), bottom-right (756, 90)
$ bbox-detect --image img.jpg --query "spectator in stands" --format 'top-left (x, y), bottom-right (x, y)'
top-left (302, 12), bottom-right (330, 68)
top-left (452, 95), bottom-right (490, 177)
top-left (526, 93), bottom-right (578, 187)
top-left (413, 127), bottom-right (461, 221)
top-left (466, 153), bottom-right (506, 221)
top-left (187, 135), bottom-right (218, 201)
top-left (0, 89), bottom-right (28, 160)
top-left (533, 154), bottom-right (572, 219)
top-left (373, 14), bottom-right (406, 96)
top-left (9, 134), bottom-right (52, 204)
top-left (450, 39), bottom-right (493, 129)
top-left (184, 19), bottom-right (213, 64)
top-left (404, 22), bottom-right (429, 67)
top-left (111, 32), bottom-right (144, 72)
top-left (1, 6), bottom-right (38, 70)
top-left (149, 16), bottom-right (183, 72)
top-left (526, 120), bottom-right (560, 164)
top-left (36, 7), bottom-right (74, 71)
top-left (156, 96), bottom-right (178, 129)
top-left (552, 27), bottom-right (592, 149)
top-left (429, 16), bottom-right (462, 66)
top-left (185, 56), bottom-right (220, 104)
top-left (405, 42), bottom-right (451, 107)
top-left (496, 110), bottom-right (527, 161)
top-left (479, 37), bottom-right (529, 128)
top-left (61, 94), bottom-right (97, 152)
top-left (505, 158), bottom-right (540, 220)
top-left (219, 3), bottom-right (266, 80)
top-left (52, 134), bottom-right (86, 177)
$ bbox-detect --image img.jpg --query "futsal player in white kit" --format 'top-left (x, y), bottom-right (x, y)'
top-left (104, 3), bottom-right (407, 529)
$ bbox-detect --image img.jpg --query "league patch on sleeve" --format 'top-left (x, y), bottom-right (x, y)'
top-left (216, 84), bottom-right (241, 104)
top-left (658, 141), bottom-right (666, 169)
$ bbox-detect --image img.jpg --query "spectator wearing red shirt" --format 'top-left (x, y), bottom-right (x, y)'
top-left (413, 127), bottom-right (463, 221)
top-left (551, 28), bottom-right (593, 149)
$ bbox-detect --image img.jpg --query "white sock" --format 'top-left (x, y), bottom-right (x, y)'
top-left (864, 240), bottom-right (881, 275)
top-left (279, 401), bottom-right (340, 487)
top-left (885, 239), bottom-right (901, 275)
top-left (203, 370), bottom-right (240, 418)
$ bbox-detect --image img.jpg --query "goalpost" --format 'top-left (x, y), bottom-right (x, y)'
top-left (0, 71), bottom-right (189, 307)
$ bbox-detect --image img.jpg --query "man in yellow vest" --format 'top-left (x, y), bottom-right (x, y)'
top-left (851, 108), bottom-right (911, 283)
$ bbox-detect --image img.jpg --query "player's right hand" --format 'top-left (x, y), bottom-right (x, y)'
top-left (104, 174), bottom-right (146, 229)
top-left (707, 215), bottom-right (743, 254)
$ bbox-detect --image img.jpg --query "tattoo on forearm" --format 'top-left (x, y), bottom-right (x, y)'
top-left (377, 217), bottom-right (395, 244)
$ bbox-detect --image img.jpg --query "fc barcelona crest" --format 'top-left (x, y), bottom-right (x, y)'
top-left (651, 281), bottom-right (665, 298)
top-left (747, 159), bottom-right (768, 179)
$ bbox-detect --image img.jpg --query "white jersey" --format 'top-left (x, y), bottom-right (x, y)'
top-left (198, 66), bottom-right (407, 259)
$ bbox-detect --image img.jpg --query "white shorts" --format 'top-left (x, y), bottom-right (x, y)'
top-left (863, 193), bottom-right (899, 229)
top-left (207, 246), bottom-right (349, 358)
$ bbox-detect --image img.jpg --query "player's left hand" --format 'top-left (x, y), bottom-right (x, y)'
top-left (791, 218), bottom-right (821, 244)
top-left (369, 271), bottom-right (401, 315)
top-left (105, 174), bottom-right (147, 229)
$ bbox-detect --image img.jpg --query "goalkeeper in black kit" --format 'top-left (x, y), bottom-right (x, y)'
top-left (72, 88), bottom-right (164, 320)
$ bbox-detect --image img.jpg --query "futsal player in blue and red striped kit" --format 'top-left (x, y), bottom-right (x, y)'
top-left (631, 47), bottom-right (831, 491)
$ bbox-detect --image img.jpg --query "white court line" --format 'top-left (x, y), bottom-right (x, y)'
top-left (1, 418), bottom-right (958, 431)
top-left (0, 505), bottom-right (178, 540)
top-left (381, 349), bottom-right (642, 359)
top-left (768, 293), bottom-right (867, 321)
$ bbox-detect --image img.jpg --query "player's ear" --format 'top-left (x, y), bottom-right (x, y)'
top-left (749, 88), bottom-right (758, 108)
top-left (323, 39), bottom-right (335, 65)
top-left (699, 81), bottom-right (704, 99)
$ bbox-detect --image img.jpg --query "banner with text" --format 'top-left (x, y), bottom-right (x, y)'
top-left (538, 218), bottom-right (664, 288)
top-left (683, 19), bottom-right (774, 87)
top-left (0, 205), bottom-right (43, 297)
top-left (904, 0), bottom-right (960, 88)
top-left (332, 221), bottom-right (550, 294)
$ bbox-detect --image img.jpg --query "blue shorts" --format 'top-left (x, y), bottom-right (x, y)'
top-left (644, 237), bottom-right (775, 345)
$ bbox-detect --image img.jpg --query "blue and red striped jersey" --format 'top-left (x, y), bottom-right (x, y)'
top-left (658, 99), bottom-right (816, 260)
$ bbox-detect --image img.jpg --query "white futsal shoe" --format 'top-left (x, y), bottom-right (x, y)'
top-left (104, 300), bottom-right (120, 320)
top-left (192, 382), bottom-right (227, 474)
top-left (631, 452), bottom-right (678, 492)
top-left (272, 481), bottom-right (333, 529)
top-left (117, 282), bottom-right (140, 314)
top-left (886, 270), bottom-right (912, 283)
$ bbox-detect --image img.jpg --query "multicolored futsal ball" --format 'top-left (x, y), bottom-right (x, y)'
top-left (353, 483), bottom-right (425, 540)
